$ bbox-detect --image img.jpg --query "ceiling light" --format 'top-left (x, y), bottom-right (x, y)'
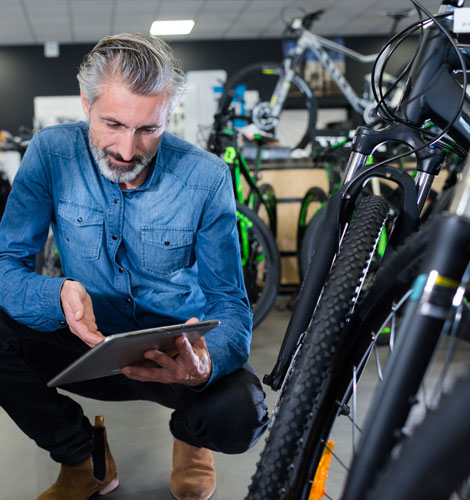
top-left (150, 20), bottom-right (195, 36)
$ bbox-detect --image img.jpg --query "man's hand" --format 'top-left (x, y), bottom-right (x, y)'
top-left (60, 280), bottom-right (105, 348)
top-left (122, 317), bottom-right (212, 386)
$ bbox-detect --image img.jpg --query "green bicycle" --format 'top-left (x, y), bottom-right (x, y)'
top-left (208, 109), bottom-right (281, 328)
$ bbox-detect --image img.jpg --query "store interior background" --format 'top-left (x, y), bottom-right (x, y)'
top-left (0, 0), bottom-right (444, 134)
top-left (0, 1), bottom-right (438, 286)
top-left (0, 1), bottom-right (465, 499)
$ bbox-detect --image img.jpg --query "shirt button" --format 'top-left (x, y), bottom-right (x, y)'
top-left (112, 235), bottom-right (118, 240)
top-left (114, 198), bottom-right (120, 204)
top-left (118, 268), bottom-right (123, 273)
top-left (126, 297), bottom-right (132, 303)
top-left (60, 321), bottom-right (66, 326)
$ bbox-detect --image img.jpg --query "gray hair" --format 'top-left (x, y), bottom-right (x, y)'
top-left (77, 33), bottom-right (186, 112)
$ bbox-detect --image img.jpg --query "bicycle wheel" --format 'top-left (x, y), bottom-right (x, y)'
top-left (366, 370), bottom-right (470, 500)
top-left (245, 195), bottom-right (390, 499)
top-left (219, 62), bottom-right (317, 150)
top-left (236, 202), bottom-right (281, 329)
top-left (249, 183), bottom-right (278, 237)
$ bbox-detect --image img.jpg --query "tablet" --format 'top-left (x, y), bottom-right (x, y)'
top-left (47, 319), bottom-right (220, 387)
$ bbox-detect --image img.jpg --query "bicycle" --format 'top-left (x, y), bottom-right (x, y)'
top-left (341, 136), bottom-right (470, 500)
top-left (216, 9), bottom-right (405, 150)
top-left (208, 106), bottom-right (280, 234)
top-left (244, 1), bottom-right (470, 498)
top-left (208, 109), bottom-right (281, 328)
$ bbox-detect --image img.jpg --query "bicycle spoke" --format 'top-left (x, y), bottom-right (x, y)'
top-left (352, 366), bottom-right (358, 454)
top-left (374, 343), bottom-right (384, 382)
top-left (320, 439), bottom-right (350, 472)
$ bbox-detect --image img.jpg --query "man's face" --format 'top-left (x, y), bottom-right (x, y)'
top-left (81, 78), bottom-right (172, 184)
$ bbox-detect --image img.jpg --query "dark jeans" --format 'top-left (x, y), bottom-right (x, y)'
top-left (0, 310), bottom-right (269, 465)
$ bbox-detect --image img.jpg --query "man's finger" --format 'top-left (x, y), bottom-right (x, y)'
top-left (74, 308), bottom-right (83, 321)
top-left (190, 336), bottom-right (207, 351)
top-left (122, 365), bottom-right (173, 383)
top-left (143, 348), bottom-right (178, 370)
top-left (72, 322), bottom-right (104, 347)
top-left (175, 335), bottom-right (195, 360)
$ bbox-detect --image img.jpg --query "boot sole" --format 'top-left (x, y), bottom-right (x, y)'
top-left (90, 476), bottom-right (119, 497)
top-left (170, 482), bottom-right (216, 500)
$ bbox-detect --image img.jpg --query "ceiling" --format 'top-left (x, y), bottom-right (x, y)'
top-left (0, 0), bottom-right (446, 46)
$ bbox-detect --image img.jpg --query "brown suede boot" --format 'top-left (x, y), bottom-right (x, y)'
top-left (170, 438), bottom-right (216, 500)
top-left (37, 416), bottom-right (119, 500)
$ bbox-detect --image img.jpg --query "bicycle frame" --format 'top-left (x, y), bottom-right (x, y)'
top-left (265, 2), bottom-right (470, 391)
top-left (221, 132), bottom-right (276, 233)
top-left (289, 30), bottom-right (375, 115)
top-left (271, 18), bottom-right (396, 125)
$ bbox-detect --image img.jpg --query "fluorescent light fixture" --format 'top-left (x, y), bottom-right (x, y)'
top-left (150, 19), bottom-right (195, 36)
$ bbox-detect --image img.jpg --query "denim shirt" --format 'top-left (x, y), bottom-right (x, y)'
top-left (0, 121), bottom-right (252, 385)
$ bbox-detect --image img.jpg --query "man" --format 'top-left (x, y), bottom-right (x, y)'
top-left (0, 33), bottom-right (269, 500)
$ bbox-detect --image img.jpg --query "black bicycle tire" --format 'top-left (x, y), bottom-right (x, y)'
top-left (236, 202), bottom-right (281, 329)
top-left (219, 62), bottom-right (317, 150)
top-left (245, 195), bottom-right (390, 500)
top-left (366, 370), bottom-right (470, 500)
top-left (250, 183), bottom-right (278, 237)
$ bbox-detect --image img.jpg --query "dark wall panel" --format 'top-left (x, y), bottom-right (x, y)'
top-left (0, 36), bottom-right (417, 133)
top-left (0, 39), bottom-right (283, 133)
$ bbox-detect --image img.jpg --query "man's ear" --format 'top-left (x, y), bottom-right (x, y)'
top-left (80, 91), bottom-right (91, 120)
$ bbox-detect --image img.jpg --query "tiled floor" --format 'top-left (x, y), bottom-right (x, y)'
top-left (1, 297), bottom-right (468, 500)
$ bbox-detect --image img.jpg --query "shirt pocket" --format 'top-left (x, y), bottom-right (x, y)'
top-left (141, 226), bottom-right (194, 276)
top-left (57, 200), bottom-right (104, 261)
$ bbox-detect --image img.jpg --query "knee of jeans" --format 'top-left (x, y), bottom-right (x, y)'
top-left (220, 398), bottom-right (270, 454)
top-left (176, 387), bottom-right (270, 454)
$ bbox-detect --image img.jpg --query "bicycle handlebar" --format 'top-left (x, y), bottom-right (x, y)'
top-left (301, 9), bottom-right (325, 30)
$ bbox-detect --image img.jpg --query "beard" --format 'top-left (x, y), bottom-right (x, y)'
top-left (89, 134), bottom-right (157, 183)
